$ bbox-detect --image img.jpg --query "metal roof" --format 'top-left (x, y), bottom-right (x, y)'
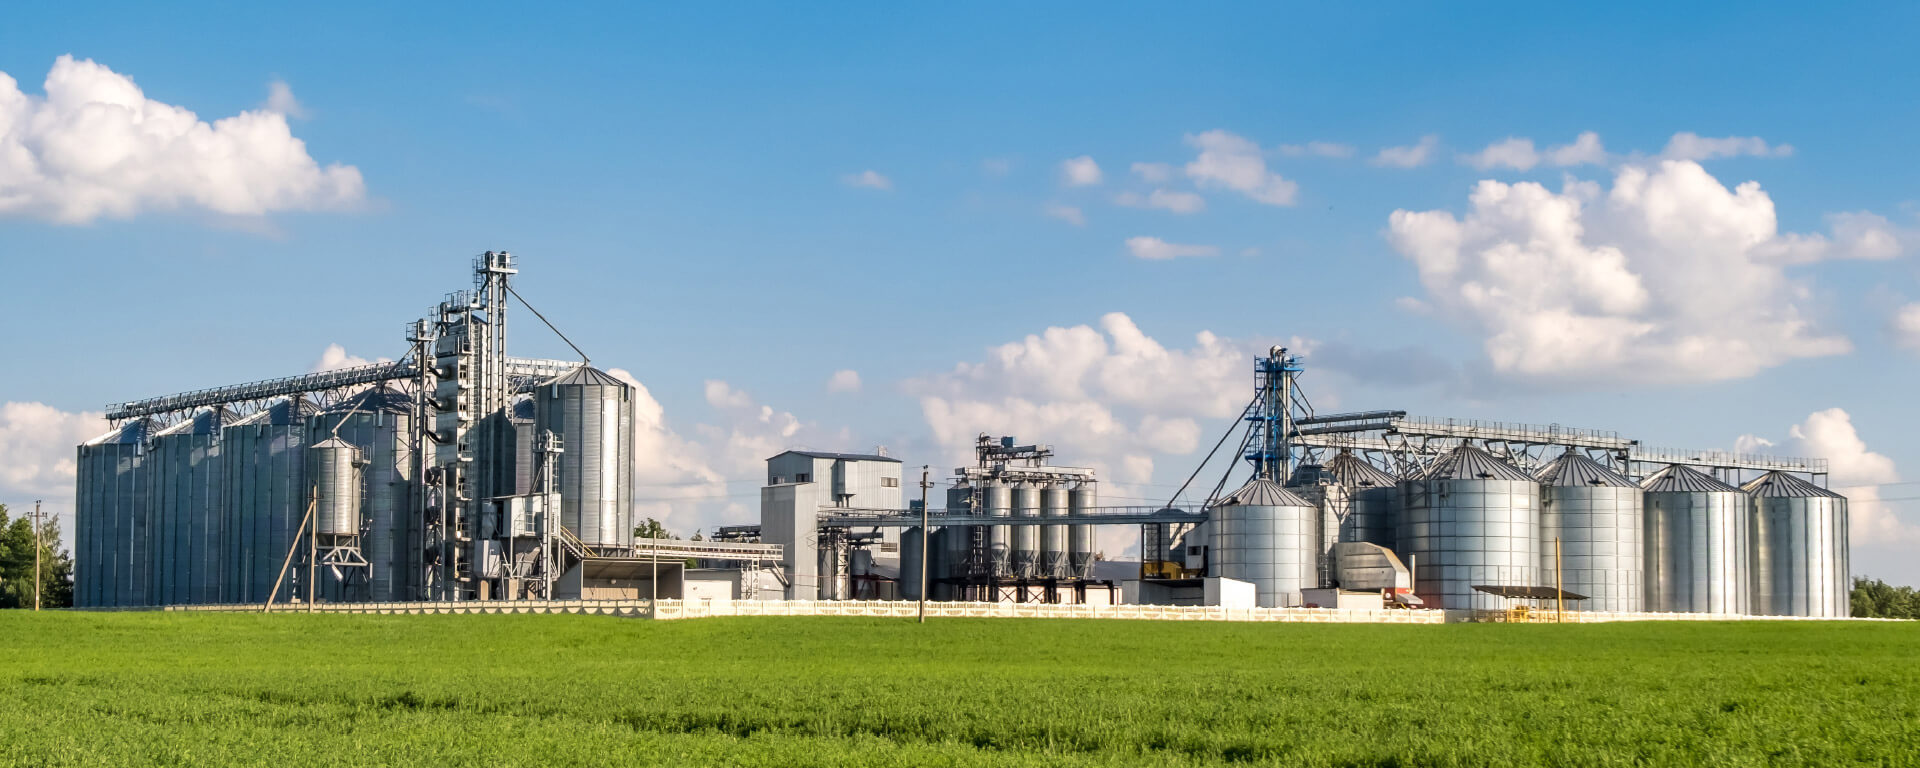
top-left (319, 384), bottom-right (414, 415)
top-left (1471, 584), bottom-right (1589, 601)
top-left (1640, 464), bottom-right (1741, 494)
top-left (1742, 470), bottom-right (1844, 499)
top-left (84, 418), bottom-right (149, 446)
top-left (154, 407), bottom-right (226, 437)
top-left (1217, 478), bottom-right (1314, 508)
top-left (309, 436), bottom-right (359, 451)
top-left (1418, 444), bottom-right (1534, 482)
top-left (770, 449), bottom-right (902, 464)
top-left (1536, 452), bottom-right (1636, 488)
top-left (542, 365), bottom-right (628, 388)
top-left (1324, 451), bottom-right (1398, 487)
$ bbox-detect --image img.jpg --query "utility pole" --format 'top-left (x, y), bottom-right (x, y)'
top-left (309, 487), bottom-right (318, 614)
top-left (918, 466), bottom-right (930, 624)
top-left (32, 500), bottom-right (44, 612)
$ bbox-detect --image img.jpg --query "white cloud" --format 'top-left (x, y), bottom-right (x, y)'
top-left (1130, 162), bottom-right (1174, 183)
top-left (1661, 132), bottom-right (1793, 161)
top-left (1387, 160), bottom-right (1854, 384)
top-left (981, 157), bottom-right (1012, 176)
top-left (0, 401), bottom-right (108, 539)
top-left (1060, 155), bottom-right (1103, 186)
top-left (0, 55), bottom-right (365, 224)
top-left (1043, 204), bottom-right (1085, 226)
top-left (841, 170), bottom-right (892, 190)
top-left (1739, 408), bottom-right (1918, 583)
top-left (1125, 236), bottom-right (1218, 260)
top-left (1183, 130), bottom-right (1298, 206)
top-left (1278, 141), bottom-right (1355, 158)
top-left (1371, 135), bottom-right (1440, 168)
top-left (827, 369), bottom-right (862, 393)
top-left (1892, 303), bottom-right (1920, 353)
top-left (910, 313), bottom-right (1263, 511)
top-left (1462, 132), bottom-right (1606, 171)
top-left (1115, 189), bottom-right (1205, 214)
top-left (308, 343), bottom-right (393, 372)
top-left (263, 80), bottom-right (307, 119)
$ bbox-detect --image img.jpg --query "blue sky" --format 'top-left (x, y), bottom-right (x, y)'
top-left (3, 3), bottom-right (1918, 580)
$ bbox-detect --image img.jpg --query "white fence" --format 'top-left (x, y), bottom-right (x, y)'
top-left (145, 600), bottom-right (1887, 623)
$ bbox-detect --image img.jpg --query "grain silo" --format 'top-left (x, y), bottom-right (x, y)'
top-left (1040, 480), bottom-right (1069, 577)
top-left (1641, 465), bottom-right (1749, 614)
top-left (1290, 451), bottom-right (1399, 587)
top-left (222, 398), bottom-right (316, 605)
top-left (75, 419), bottom-right (151, 607)
top-left (1067, 481), bottom-right (1097, 578)
top-left (1744, 471), bottom-right (1849, 617)
top-left (1535, 452), bottom-right (1642, 613)
top-left (534, 366), bottom-right (636, 549)
top-left (1208, 478), bottom-right (1318, 607)
top-left (1010, 480), bottom-right (1040, 578)
top-left (149, 408), bottom-right (230, 605)
top-left (1399, 444), bottom-right (1540, 611)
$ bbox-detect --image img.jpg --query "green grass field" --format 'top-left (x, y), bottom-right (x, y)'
top-left (1, 613), bottom-right (1915, 767)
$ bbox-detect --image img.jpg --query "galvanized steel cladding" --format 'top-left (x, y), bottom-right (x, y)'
top-left (1399, 445), bottom-right (1540, 611)
top-left (534, 366), bottom-right (635, 549)
top-left (1642, 465), bottom-right (1749, 614)
top-left (1209, 479), bottom-right (1317, 608)
top-left (1535, 453), bottom-right (1642, 612)
top-left (1745, 471), bottom-right (1849, 617)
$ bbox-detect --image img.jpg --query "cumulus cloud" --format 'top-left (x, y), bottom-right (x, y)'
top-left (910, 313), bottom-right (1261, 510)
top-left (308, 343), bottom-right (395, 372)
top-left (1462, 131), bottom-right (1607, 171)
top-left (1891, 303), bottom-right (1920, 352)
top-left (1661, 132), bottom-right (1793, 161)
top-left (1387, 160), bottom-right (1860, 385)
top-left (0, 402), bottom-right (108, 538)
top-left (1130, 162), bottom-right (1174, 183)
top-left (0, 55), bottom-right (365, 224)
top-left (1059, 155), bottom-right (1103, 186)
top-left (1125, 236), bottom-right (1218, 260)
top-left (263, 80), bottom-right (307, 119)
top-left (1371, 135), bottom-right (1440, 168)
top-left (1278, 141), bottom-right (1355, 158)
top-left (841, 170), bottom-right (892, 190)
top-left (1043, 204), bottom-right (1085, 226)
top-left (1183, 130), bottom-right (1298, 206)
top-left (827, 369), bottom-right (862, 393)
top-left (1738, 408), bottom-right (1918, 583)
top-left (1115, 189), bottom-right (1205, 214)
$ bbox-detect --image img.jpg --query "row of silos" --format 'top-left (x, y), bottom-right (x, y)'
top-left (912, 478), bottom-right (1096, 590)
top-left (1220, 445), bottom-right (1847, 616)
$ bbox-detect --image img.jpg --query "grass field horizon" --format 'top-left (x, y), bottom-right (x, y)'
top-left (2, 613), bottom-right (1915, 766)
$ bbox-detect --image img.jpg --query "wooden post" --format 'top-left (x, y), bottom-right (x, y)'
top-left (1554, 537), bottom-right (1564, 623)
top-left (32, 500), bottom-right (43, 612)
top-left (264, 492), bottom-right (318, 613)
top-left (308, 487), bottom-right (318, 614)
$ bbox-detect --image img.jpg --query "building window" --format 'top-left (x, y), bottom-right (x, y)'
top-left (881, 477), bottom-right (899, 488)
top-left (796, 473), bottom-right (811, 483)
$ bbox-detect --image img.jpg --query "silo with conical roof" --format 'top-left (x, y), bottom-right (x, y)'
top-left (1399, 445), bottom-right (1540, 611)
top-left (1536, 453), bottom-right (1643, 613)
top-left (1642, 465), bottom-right (1749, 614)
top-left (534, 366), bottom-right (635, 549)
top-left (1744, 471), bottom-right (1849, 617)
top-left (1208, 478), bottom-right (1318, 607)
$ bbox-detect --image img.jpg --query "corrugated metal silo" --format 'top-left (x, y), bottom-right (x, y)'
top-left (944, 482), bottom-right (973, 580)
top-left (1398, 445), bottom-right (1540, 611)
top-left (1040, 481), bottom-right (1068, 578)
top-left (504, 397), bottom-right (537, 495)
top-left (1744, 471), bottom-right (1849, 617)
top-left (309, 437), bottom-right (364, 537)
top-left (1208, 478), bottom-right (1317, 607)
top-left (150, 408), bottom-right (229, 605)
top-left (1536, 453), bottom-right (1643, 613)
top-left (76, 419), bottom-right (150, 607)
top-left (901, 525), bottom-right (925, 599)
top-left (1068, 482), bottom-right (1096, 577)
top-left (983, 479), bottom-right (1011, 577)
top-left (222, 399), bottom-right (315, 605)
top-left (1641, 465), bottom-right (1749, 614)
top-left (314, 385), bottom-right (415, 602)
top-left (535, 366), bottom-right (635, 549)
top-left (1010, 480), bottom-right (1039, 578)
top-left (1290, 452), bottom-right (1399, 588)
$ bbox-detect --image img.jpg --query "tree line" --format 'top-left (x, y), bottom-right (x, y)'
top-left (1850, 577), bottom-right (1920, 619)
top-left (0, 504), bottom-right (72, 608)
